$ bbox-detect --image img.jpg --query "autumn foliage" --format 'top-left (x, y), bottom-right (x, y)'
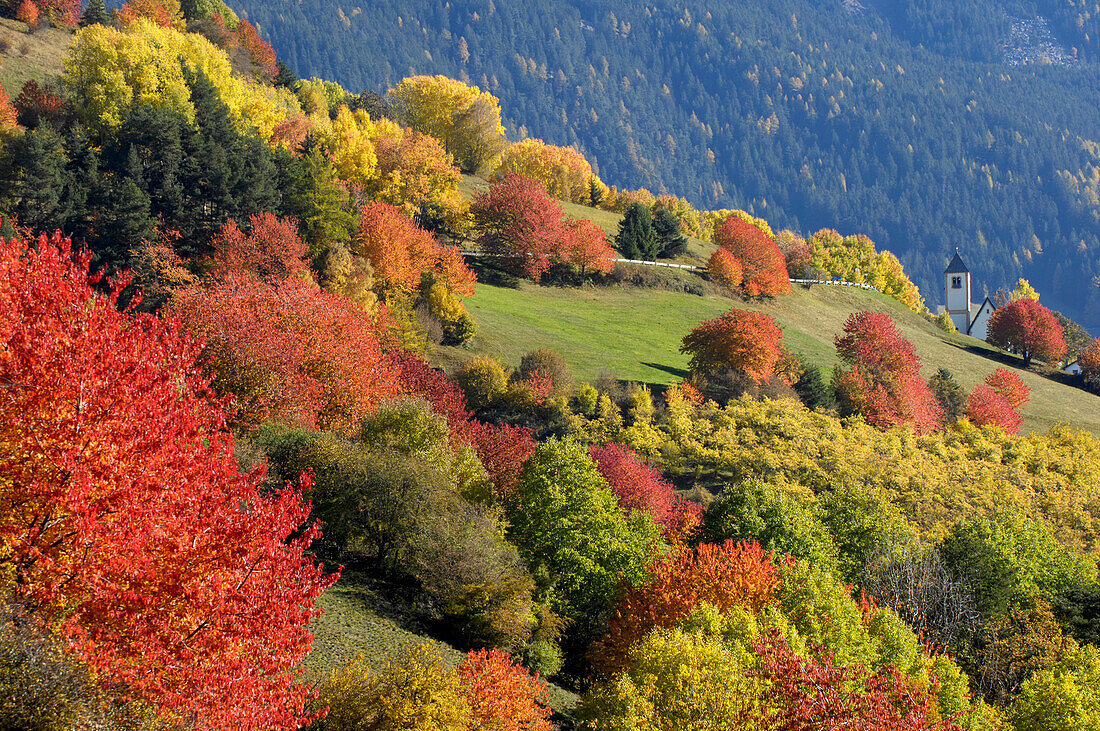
top-left (170, 274), bottom-right (395, 432)
top-left (1080, 337), bottom-right (1100, 390)
top-left (984, 367), bottom-right (1030, 411)
top-left (117, 0), bottom-right (179, 28)
top-left (211, 212), bottom-right (310, 280)
top-left (753, 630), bottom-right (960, 731)
top-left (0, 233), bottom-right (333, 729)
top-left (713, 216), bottom-right (791, 297)
top-left (680, 308), bottom-right (787, 383)
top-left (15, 0), bottom-right (38, 26)
top-left (472, 173), bottom-right (568, 281)
top-left (356, 201), bottom-right (476, 295)
top-left (708, 246), bottom-right (743, 288)
top-left (235, 19), bottom-right (278, 80)
top-left (966, 384), bottom-right (1023, 434)
top-left (495, 138), bottom-right (596, 203)
top-left (13, 79), bottom-right (68, 130)
top-left (0, 84), bottom-right (17, 131)
top-left (591, 540), bottom-right (780, 676)
top-left (986, 298), bottom-right (1067, 367)
top-left (589, 443), bottom-right (702, 539)
top-left (458, 649), bottom-right (554, 731)
top-left (834, 311), bottom-right (943, 434)
top-left (566, 217), bottom-right (616, 276)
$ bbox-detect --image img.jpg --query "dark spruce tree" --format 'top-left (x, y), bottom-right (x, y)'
top-left (794, 366), bottom-right (834, 411)
top-left (928, 368), bottom-right (966, 424)
top-left (79, 0), bottom-right (109, 27)
top-left (275, 138), bottom-right (355, 255)
top-left (0, 127), bottom-right (72, 235)
top-left (616, 202), bottom-right (656, 260)
top-left (653, 207), bottom-right (688, 258)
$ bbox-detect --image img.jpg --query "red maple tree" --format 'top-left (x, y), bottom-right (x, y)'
top-left (986, 298), bottom-right (1067, 367)
top-left (680, 308), bottom-right (786, 383)
top-left (0, 233), bottom-right (334, 729)
top-left (471, 173), bottom-right (569, 282)
top-left (589, 443), bottom-right (702, 539)
top-left (590, 540), bottom-right (780, 676)
top-left (708, 247), bottom-right (744, 288)
top-left (458, 649), bottom-right (554, 731)
top-left (834, 311), bottom-right (942, 434)
top-left (357, 201), bottom-right (475, 295)
top-left (170, 274), bottom-right (396, 432)
top-left (713, 217), bottom-right (791, 297)
top-left (210, 212), bottom-right (310, 281)
top-left (13, 79), bottom-right (67, 130)
top-left (14, 0), bottom-right (38, 26)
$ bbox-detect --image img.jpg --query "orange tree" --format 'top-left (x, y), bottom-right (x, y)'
top-left (713, 216), bottom-right (791, 297)
top-left (0, 233), bottom-right (333, 729)
top-left (680, 308), bottom-right (787, 383)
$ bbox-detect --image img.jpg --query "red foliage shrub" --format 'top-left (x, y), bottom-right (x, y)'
top-left (211, 213), bottom-right (309, 281)
top-left (589, 443), bottom-right (702, 539)
top-left (118, 0), bottom-right (173, 27)
top-left (680, 308), bottom-right (786, 383)
top-left (752, 630), bottom-right (960, 731)
top-left (458, 649), bottom-right (554, 731)
top-left (169, 275), bottom-right (395, 432)
top-left (1080, 337), bottom-right (1100, 390)
top-left (13, 79), bottom-right (67, 130)
top-left (15, 0), bottom-right (38, 26)
top-left (235, 19), bottom-right (277, 80)
top-left (466, 420), bottom-right (537, 499)
top-left (270, 114), bottom-right (314, 151)
top-left (708, 246), bottom-right (743, 288)
top-left (357, 201), bottom-right (476, 295)
top-left (986, 298), bottom-right (1067, 367)
top-left (965, 384), bottom-right (1022, 434)
top-left (984, 367), bottom-right (1030, 411)
top-left (591, 540), bottom-right (780, 676)
top-left (834, 311), bottom-right (942, 434)
top-left (0, 233), bottom-right (333, 729)
top-left (713, 217), bottom-right (791, 297)
top-left (471, 173), bottom-right (569, 281)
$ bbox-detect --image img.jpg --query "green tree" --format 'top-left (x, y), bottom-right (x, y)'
top-left (78, 0), bottom-right (108, 26)
top-left (505, 439), bottom-right (662, 624)
top-left (0, 127), bottom-right (71, 234)
top-left (277, 140), bottom-right (356, 255)
top-left (616, 202), bottom-right (656, 260)
top-left (793, 365), bottom-right (834, 410)
top-left (1008, 644), bottom-right (1100, 731)
top-left (929, 367), bottom-right (967, 424)
top-left (653, 206), bottom-right (688, 258)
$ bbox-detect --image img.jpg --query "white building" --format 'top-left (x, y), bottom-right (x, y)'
top-left (944, 252), bottom-right (996, 341)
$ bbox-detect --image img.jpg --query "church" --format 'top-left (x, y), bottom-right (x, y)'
top-left (943, 252), bottom-right (996, 341)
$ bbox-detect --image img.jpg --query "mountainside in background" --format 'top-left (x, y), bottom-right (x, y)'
top-left (231, 0), bottom-right (1100, 330)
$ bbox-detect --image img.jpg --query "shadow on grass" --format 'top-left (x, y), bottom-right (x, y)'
top-left (642, 362), bottom-right (690, 380)
top-left (942, 339), bottom-right (1025, 369)
top-left (468, 258), bottom-right (521, 288)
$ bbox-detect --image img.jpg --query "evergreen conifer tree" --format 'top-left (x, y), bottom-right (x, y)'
top-left (276, 139), bottom-right (355, 255)
top-left (929, 367), bottom-right (966, 423)
top-left (616, 202), bottom-right (656, 260)
top-left (653, 207), bottom-right (688, 257)
top-left (0, 128), bottom-right (71, 233)
top-left (79, 0), bottom-right (108, 27)
top-left (794, 366), bottom-right (835, 410)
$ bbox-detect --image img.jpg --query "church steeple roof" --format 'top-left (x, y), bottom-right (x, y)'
top-left (945, 251), bottom-right (969, 274)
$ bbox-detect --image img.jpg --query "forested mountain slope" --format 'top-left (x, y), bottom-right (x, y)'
top-left (232, 0), bottom-right (1100, 330)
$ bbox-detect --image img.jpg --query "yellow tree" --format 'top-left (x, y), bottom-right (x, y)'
top-left (389, 75), bottom-right (507, 172)
top-left (496, 138), bottom-right (596, 203)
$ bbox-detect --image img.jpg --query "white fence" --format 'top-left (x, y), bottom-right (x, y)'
top-left (459, 251), bottom-right (880, 293)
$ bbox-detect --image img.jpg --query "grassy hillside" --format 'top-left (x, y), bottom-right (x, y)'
top-left (0, 18), bottom-right (73, 95)
top-left (306, 574), bottom-right (580, 713)
top-left (441, 275), bottom-right (1100, 436)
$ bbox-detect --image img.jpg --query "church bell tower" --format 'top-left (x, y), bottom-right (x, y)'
top-left (944, 251), bottom-right (971, 334)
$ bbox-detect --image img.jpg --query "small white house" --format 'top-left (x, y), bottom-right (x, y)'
top-left (1065, 360), bottom-right (1082, 375)
top-left (944, 252), bottom-right (997, 341)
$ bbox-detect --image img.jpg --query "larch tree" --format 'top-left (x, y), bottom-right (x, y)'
top-left (0, 232), bottom-right (333, 729)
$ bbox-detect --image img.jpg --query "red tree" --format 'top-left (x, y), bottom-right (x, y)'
top-left (965, 384), bottom-right (1022, 434)
top-left (471, 173), bottom-right (569, 282)
top-left (752, 630), bottom-right (960, 731)
top-left (0, 84), bottom-right (17, 131)
top-left (236, 19), bottom-right (278, 80)
top-left (590, 540), bottom-right (780, 676)
top-left (680, 308), bottom-right (786, 383)
top-left (211, 212), bottom-right (309, 281)
top-left (15, 0), bottom-right (38, 26)
top-left (708, 247), bottom-right (743, 288)
top-left (117, 0), bottom-right (174, 27)
top-left (566, 217), bottom-right (615, 277)
top-left (986, 298), bottom-right (1067, 367)
top-left (713, 217), bottom-right (791, 297)
top-left (357, 201), bottom-right (476, 295)
top-left (1079, 337), bottom-right (1100, 390)
top-left (834, 312), bottom-right (942, 434)
top-left (458, 649), bottom-right (554, 731)
top-left (984, 368), bottom-right (1030, 411)
top-left (589, 443), bottom-right (702, 539)
top-left (0, 233), bottom-right (334, 729)
top-left (13, 79), bottom-right (67, 130)
top-left (169, 275), bottom-right (396, 432)
top-left (30, 0), bottom-right (79, 24)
